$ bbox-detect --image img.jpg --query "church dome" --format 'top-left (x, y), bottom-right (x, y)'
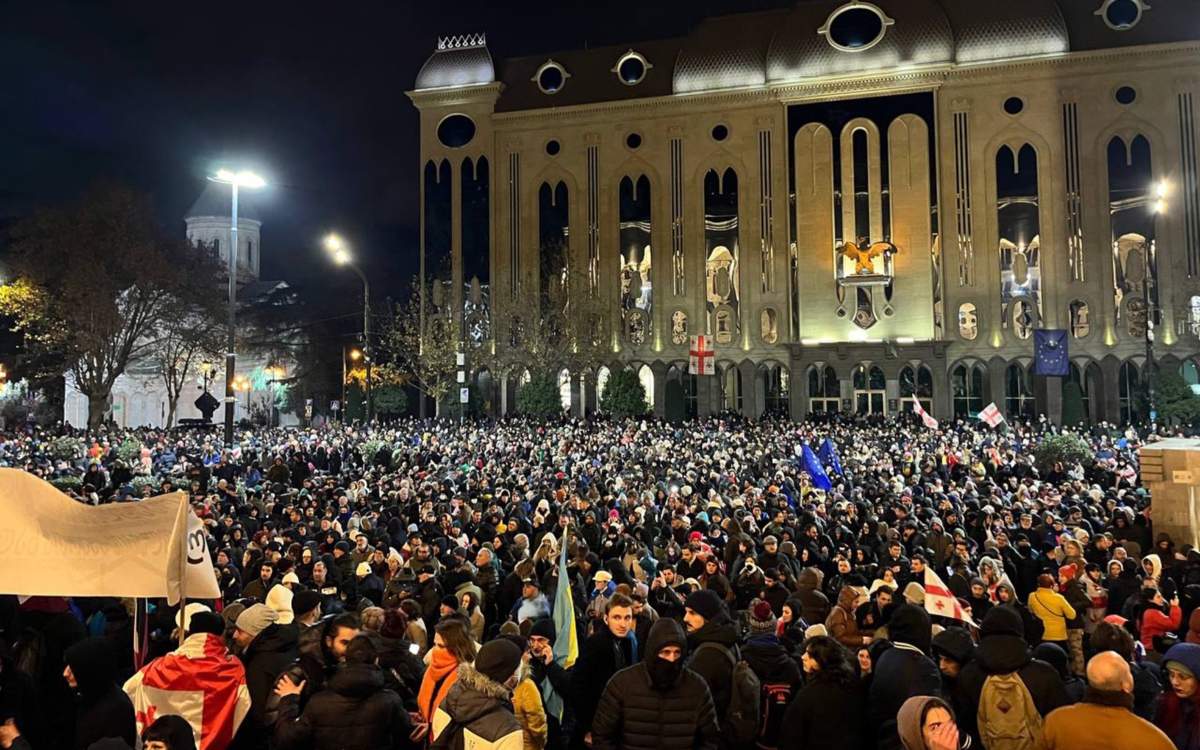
top-left (942, 0), bottom-right (1069, 64)
top-left (415, 34), bottom-right (495, 90)
top-left (185, 182), bottom-right (263, 223)
top-left (673, 11), bottom-right (783, 94)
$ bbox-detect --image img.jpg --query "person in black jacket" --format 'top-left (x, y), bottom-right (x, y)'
top-left (742, 600), bottom-right (802, 748)
top-left (780, 635), bottom-right (867, 750)
top-left (570, 593), bottom-right (636, 750)
top-left (273, 634), bottom-right (411, 750)
top-left (591, 617), bottom-right (719, 750)
top-left (233, 604), bottom-right (299, 749)
top-left (528, 618), bottom-right (572, 750)
top-left (683, 588), bottom-right (739, 730)
top-left (867, 603), bottom-right (941, 750)
top-left (62, 636), bottom-right (136, 750)
top-left (952, 605), bottom-right (1069, 746)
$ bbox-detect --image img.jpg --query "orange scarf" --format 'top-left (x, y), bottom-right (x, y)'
top-left (418, 647), bottom-right (460, 721)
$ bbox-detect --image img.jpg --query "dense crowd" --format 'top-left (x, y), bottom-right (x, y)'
top-left (0, 412), bottom-right (1198, 750)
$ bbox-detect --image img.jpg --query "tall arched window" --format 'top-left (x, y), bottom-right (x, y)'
top-left (952, 363), bottom-right (985, 417)
top-left (1068, 363), bottom-right (1090, 424)
top-left (1182, 360), bottom-right (1200, 395)
top-left (619, 175), bottom-right (652, 346)
top-left (764, 364), bottom-right (790, 416)
top-left (1005, 363), bottom-right (1035, 419)
top-left (853, 364), bottom-right (886, 415)
top-left (704, 168), bottom-right (740, 345)
top-left (1119, 361), bottom-right (1140, 423)
top-left (808, 365), bottom-right (840, 413)
top-left (996, 144), bottom-right (1041, 336)
top-left (900, 364), bottom-right (933, 414)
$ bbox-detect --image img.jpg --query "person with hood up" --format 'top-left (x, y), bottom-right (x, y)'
top-left (273, 634), bottom-right (411, 750)
top-left (953, 606), bottom-right (1069, 746)
top-left (896, 695), bottom-right (962, 750)
top-left (63, 636), bottom-right (137, 750)
top-left (931, 627), bottom-right (974, 696)
top-left (590, 617), bottom-right (719, 750)
top-left (869, 604), bottom-right (942, 750)
top-left (1043, 651), bottom-right (1174, 750)
top-left (795, 567), bottom-right (830, 625)
top-left (141, 715), bottom-right (198, 750)
top-left (1034, 643), bottom-right (1086, 703)
top-left (682, 588), bottom-right (739, 731)
top-left (780, 635), bottom-right (867, 750)
top-left (1155, 642), bottom-right (1200, 750)
top-left (742, 599), bottom-right (802, 749)
top-left (1107, 559), bottom-right (1142, 616)
top-left (430, 637), bottom-right (525, 750)
top-left (827, 586), bottom-right (869, 649)
top-left (1145, 553), bottom-right (1165, 587)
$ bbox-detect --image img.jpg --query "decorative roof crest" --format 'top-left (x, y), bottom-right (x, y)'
top-left (437, 33), bottom-right (487, 51)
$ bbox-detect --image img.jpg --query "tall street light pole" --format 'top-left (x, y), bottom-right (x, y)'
top-left (1145, 179), bottom-right (1169, 428)
top-left (325, 234), bottom-right (373, 423)
top-left (209, 169), bottom-right (266, 449)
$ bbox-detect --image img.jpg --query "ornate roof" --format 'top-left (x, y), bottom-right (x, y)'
top-left (414, 33), bottom-right (496, 90)
top-left (185, 182), bottom-right (262, 222)
top-left (942, 0), bottom-right (1068, 65)
top-left (674, 11), bottom-right (785, 94)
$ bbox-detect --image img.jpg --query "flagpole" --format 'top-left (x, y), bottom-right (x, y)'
top-left (178, 492), bottom-right (188, 648)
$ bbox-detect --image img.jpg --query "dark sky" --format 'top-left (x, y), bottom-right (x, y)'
top-left (0, 0), bottom-right (789, 321)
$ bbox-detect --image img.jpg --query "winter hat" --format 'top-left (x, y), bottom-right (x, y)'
top-left (187, 611), bottom-right (227, 636)
top-left (684, 589), bottom-right (725, 623)
top-left (1164, 643), bottom-right (1200, 679)
top-left (265, 584), bottom-right (295, 624)
top-left (475, 638), bottom-right (522, 685)
top-left (931, 627), bottom-right (975, 665)
top-left (441, 595), bottom-right (461, 611)
top-left (593, 570), bottom-right (613, 583)
top-left (292, 589), bottom-right (322, 620)
top-left (888, 604), bottom-right (932, 654)
top-left (804, 624), bottom-right (828, 639)
top-left (529, 618), bottom-right (556, 645)
top-left (748, 599), bottom-right (777, 635)
top-left (282, 571), bottom-right (300, 586)
top-left (175, 602), bottom-right (212, 633)
top-left (902, 582), bottom-right (926, 606)
top-left (235, 604), bottom-right (279, 638)
top-left (980, 605), bottom-right (1024, 639)
top-left (1033, 643), bottom-right (1070, 680)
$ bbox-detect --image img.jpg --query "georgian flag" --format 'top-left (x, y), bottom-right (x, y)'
top-left (978, 402), bottom-right (1005, 429)
top-left (913, 399), bottom-right (938, 430)
top-left (124, 633), bottom-right (251, 750)
top-left (924, 568), bottom-right (977, 627)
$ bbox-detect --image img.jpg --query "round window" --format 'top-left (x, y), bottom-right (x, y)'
top-left (545, 139), bottom-right (561, 156)
top-left (626, 133), bottom-right (642, 150)
top-left (820, 3), bottom-right (893, 52)
top-left (534, 61), bottom-right (568, 95)
top-left (711, 124), bottom-right (729, 142)
top-left (436, 114), bottom-right (476, 149)
top-left (1099, 0), bottom-right (1143, 30)
top-left (1003, 97), bottom-right (1024, 115)
top-left (615, 51), bottom-right (649, 86)
top-left (1115, 85), bottom-right (1137, 105)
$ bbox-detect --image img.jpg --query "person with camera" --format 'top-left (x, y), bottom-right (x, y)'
top-left (1140, 586), bottom-right (1182, 654)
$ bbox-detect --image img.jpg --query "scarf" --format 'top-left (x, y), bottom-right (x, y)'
top-left (418, 646), bottom-right (460, 721)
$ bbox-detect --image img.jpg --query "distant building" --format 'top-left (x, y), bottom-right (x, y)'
top-left (409, 2), bottom-right (1200, 422)
top-left (64, 185), bottom-right (297, 429)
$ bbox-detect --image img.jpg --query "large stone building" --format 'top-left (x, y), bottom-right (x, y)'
top-left (409, 0), bottom-right (1200, 422)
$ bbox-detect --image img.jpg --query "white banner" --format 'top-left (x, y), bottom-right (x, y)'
top-left (0, 469), bottom-right (219, 602)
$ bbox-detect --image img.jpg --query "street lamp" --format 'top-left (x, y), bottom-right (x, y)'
top-left (264, 365), bottom-right (285, 428)
top-left (342, 346), bottom-right (362, 422)
top-left (1145, 180), bottom-right (1169, 427)
top-left (324, 233), bottom-right (373, 423)
top-left (232, 375), bottom-right (252, 418)
top-left (209, 168), bottom-right (267, 449)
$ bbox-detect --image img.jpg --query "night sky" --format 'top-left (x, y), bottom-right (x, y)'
top-left (0, 0), bottom-right (789, 318)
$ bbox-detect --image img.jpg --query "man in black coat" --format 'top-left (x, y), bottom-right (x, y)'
top-left (570, 593), bottom-right (636, 750)
top-left (952, 605), bottom-right (1069, 747)
top-left (233, 604), bottom-right (299, 749)
top-left (867, 604), bottom-right (942, 750)
top-left (62, 636), bottom-right (136, 750)
top-left (591, 617), bottom-right (719, 750)
top-left (682, 589), bottom-right (740, 730)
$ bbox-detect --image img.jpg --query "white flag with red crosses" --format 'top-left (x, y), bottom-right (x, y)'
top-left (924, 567), bottom-right (977, 627)
top-left (978, 402), bottom-right (1005, 429)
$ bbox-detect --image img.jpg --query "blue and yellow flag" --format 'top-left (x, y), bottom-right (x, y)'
top-left (544, 527), bottom-right (578, 721)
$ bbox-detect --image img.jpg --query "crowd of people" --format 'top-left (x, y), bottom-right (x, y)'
top-left (0, 411), bottom-right (1197, 750)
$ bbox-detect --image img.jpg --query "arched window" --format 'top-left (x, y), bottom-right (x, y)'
top-left (1182, 360), bottom-right (1200, 396)
top-left (808, 365), bottom-right (840, 413)
top-left (1119, 361), bottom-right (1140, 424)
top-left (719, 364), bottom-right (743, 412)
top-left (558, 369), bottom-right (572, 412)
top-left (1005, 363), bottom-right (1035, 419)
top-left (853, 364), bottom-right (886, 415)
top-left (638, 365), bottom-right (655, 410)
top-left (952, 363), bottom-right (986, 418)
top-left (764, 365), bottom-right (790, 416)
top-left (900, 365), bottom-right (933, 414)
top-left (1068, 363), bottom-right (1090, 424)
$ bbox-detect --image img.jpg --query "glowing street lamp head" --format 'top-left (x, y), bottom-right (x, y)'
top-left (211, 169), bottom-right (267, 189)
top-left (1154, 198), bottom-right (1168, 215)
top-left (349, 348), bottom-right (363, 361)
top-left (324, 233), bottom-right (353, 264)
top-left (1156, 180), bottom-right (1170, 199)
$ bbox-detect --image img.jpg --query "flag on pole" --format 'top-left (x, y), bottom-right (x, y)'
top-left (819, 438), bottom-right (843, 476)
top-left (688, 335), bottom-right (715, 375)
top-left (544, 527), bottom-right (579, 721)
top-left (1033, 329), bottom-right (1070, 376)
top-left (924, 568), bottom-right (977, 627)
top-left (801, 444), bottom-right (833, 492)
top-left (978, 402), bottom-right (1005, 429)
top-left (912, 399), bottom-right (939, 430)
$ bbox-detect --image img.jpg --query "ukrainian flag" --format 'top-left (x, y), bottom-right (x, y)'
top-left (544, 527), bottom-right (578, 720)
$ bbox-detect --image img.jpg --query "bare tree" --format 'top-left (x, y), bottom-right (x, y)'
top-left (384, 278), bottom-right (458, 415)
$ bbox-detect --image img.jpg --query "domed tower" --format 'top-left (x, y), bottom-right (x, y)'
top-left (184, 182), bottom-right (263, 281)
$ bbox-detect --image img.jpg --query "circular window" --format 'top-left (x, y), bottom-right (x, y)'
top-left (711, 124), bottom-right (729, 142)
top-left (1003, 97), bottom-right (1024, 115)
top-left (614, 50), bottom-right (650, 86)
top-left (820, 2), bottom-right (894, 52)
top-left (533, 60), bottom-right (569, 95)
top-left (436, 114), bottom-right (476, 149)
top-left (545, 139), bottom-right (561, 156)
top-left (626, 132), bottom-right (642, 150)
top-left (1098, 0), bottom-right (1143, 30)
top-left (1115, 85), bottom-right (1137, 105)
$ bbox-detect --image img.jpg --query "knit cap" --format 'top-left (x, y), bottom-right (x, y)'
top-left (748, 599), bottom-right (777, 635)
top-left (235, 603), bottom-right (278, 638)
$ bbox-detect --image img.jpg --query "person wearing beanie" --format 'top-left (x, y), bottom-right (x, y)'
top-left (682, 587), bottom-right (739, 733)
top-left (292, 589), bottom-right (323, 627)
top-left (232, 603), bottom-right (297, 747)
top-left (1155, 642), bottom-right (1200, 747)
top-left (430, 638), bottom-right (524, 749)
top-left (954, 605), bottom-right (1070, 747)
top-left (742, 599), bottom-right (801, 749)
top-left (869, 604), bottom-right (941, 750)
top-left (266, 583), bottom-right (296, 625)
top-left (63, 636), bottom-right (136, 750)
top-left (354, 561), bottom-right (385, 608)
top-left (527, 617), bottom-right (571, 750)
top-left (931, 627), bottom-right (975, 695)
top-left (1044, 651), bottom-right (1175, 750)
top-left (591, 618), bottom-right (719, 750)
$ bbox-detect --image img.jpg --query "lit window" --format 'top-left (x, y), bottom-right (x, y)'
top-left (819, 2), bottom-right (894, 53)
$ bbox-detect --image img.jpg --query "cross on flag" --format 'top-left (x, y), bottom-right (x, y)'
top-left (978, 402), bottom-right (1005, 429)
top-left (913, 399), bottom-right (938, 429)
top-left (925, 568), bottom-right (977, 627)
top-left (689, 335), bottom-right (714, 375)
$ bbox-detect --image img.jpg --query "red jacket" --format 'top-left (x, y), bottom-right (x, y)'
top-left (1140, 604), bottom-right (1182, 650)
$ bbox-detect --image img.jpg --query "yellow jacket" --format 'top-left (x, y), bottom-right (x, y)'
top-left (512, 676), bottom-right (548, 750)
top-left (1028, 588), bottom-right (1077, 642)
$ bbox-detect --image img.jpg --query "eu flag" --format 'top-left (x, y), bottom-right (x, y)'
top-left (801, 444), bottom-right (833, 491)
top-left (1033, 329), bottom-right (1069, 376)
top-left (819, 438), bottom-right (843, 476)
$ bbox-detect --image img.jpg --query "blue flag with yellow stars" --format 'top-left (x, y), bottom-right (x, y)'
top-left (1033, 329), bottom-right (1069, 376)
